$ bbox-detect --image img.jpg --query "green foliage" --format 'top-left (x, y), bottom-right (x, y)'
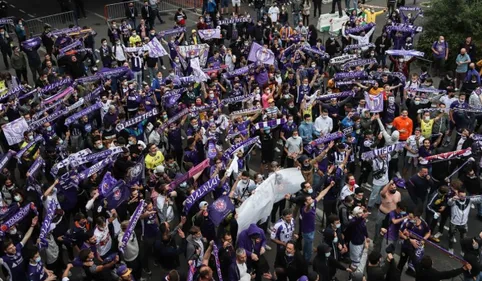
top-left (417, 0), bottom-right (482, 69)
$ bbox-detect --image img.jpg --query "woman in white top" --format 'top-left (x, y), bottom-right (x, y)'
top-left (302, 0), bottom-right (311, 26)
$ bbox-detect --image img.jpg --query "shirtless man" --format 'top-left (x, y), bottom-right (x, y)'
top-left (373, 179), bottom-right (401, 252)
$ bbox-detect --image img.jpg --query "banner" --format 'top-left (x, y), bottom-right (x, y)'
top-left (59, 40), bottom-right (82, 54)
top-left (334, 71), bottom-right (368, 80)
top-left (190, 57), bottom-right (210, 82)
top-left (2, 117), bottom-right (29, 146)
top-left (218, 17), bottom-right (252, 25)
top-left (0, 203), bottom-right (36, 236)
top-left (158, 27), bottom-right (186, 37)
top-left (237, 168), bottom-right (304, 234)
top-left (317, 90), bottom-right (355, 101)
top-left (119, 200), bottom-right (146, 253)
top-left (343, 43), bottom-right (375, 52)
top-left (248, 42), bottom-right (275, 65)
top-left (99, 171), bottom-right (118, 197)
top-left (197, 29), bottom-right (222, 40)
top-left (15, 135), bottom-right (43, 161)
top-left (177, 44), bottom-right (210, 67)
top-left (361, 142), bottom-right (406, 161)
top-left (317, 13), bottom-right (349, 32)
top-left (342, 58), bottom-right (377, 71)
top-left (37, 78), bottom-right (72, 95)
top-left (147, 37), bottom-right (169, 58)
top-left (105, 181), bottom-right (131, 209)
top-left (38, 200), bottom-right (57, 249)
top-left (0, 150), bottom-right (16, 171)
top-left (212, 244), bottom-right (224, 281)
top-left (163, 88), bottom-right (186, 107)
top-left (65, 102), bottom-right (102, 125)
top-left (183, 176), bottom-right (220, 213)
top-left (169, 159), bottom-right (210, 191)
top-left (116, 108), bottom-right (159, 132)
top-left (385, 49), bottom-right (425, 57)
top-left (222, 137), bottom-right (260, 161)
top-left (208, 195), bottom-right (235, 226)
top-left (364, 92), bottom-right (384, 112)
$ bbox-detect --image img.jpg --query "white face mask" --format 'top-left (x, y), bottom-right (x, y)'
top-left (9, 227), bottom-right (17, 235)
top-left (333, 237), bottom-right (338, 243)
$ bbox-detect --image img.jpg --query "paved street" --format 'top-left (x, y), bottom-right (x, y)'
top-left (0, 0), bottom-right (475, 280)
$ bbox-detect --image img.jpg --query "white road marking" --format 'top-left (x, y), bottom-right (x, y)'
top-left (19, 9), bottom-right (25, 13)
top-left (9, 4), bottom-right (15, 8)
top-left (27, 14), bottom-right (35, 18)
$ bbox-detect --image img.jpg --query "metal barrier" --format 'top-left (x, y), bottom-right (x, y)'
top-left (24, 11), bottom-right (78, 37)
top-left (104, 0), bottom-right (201, 21)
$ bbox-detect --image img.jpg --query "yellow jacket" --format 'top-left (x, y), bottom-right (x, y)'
top-left (477, 59), bottom-right (482, 75)
top-left (129, 35), bottom-right (141, 47)
top-left (363, 9), bottom-right (385, 23)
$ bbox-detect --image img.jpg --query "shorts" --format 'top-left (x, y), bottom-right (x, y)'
top-left (222, 0), bottom-right (229, 7)
top-left (232, 0), bottom-right (240, 6)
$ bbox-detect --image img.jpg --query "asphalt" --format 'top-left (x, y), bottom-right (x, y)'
top-left (0, 0), bottom-right (476, 280)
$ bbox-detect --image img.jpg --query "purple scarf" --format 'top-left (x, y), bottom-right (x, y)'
top-left (39, 200), bottom-right (57, 249)
top-left (47, 27), bottom-right (81, 38)
top-left (0, 203), bottom-right (36, 236)
top-left (27, 156), bottom-right (45, 181)
top-left (115, 108), bottom-right (159, 132)
top-left (317, 90), bottom-right (355, 101)
top-left (158, 108), bottom-right (189, 132)
top-left (84, 85), bottom-right (105, 102)
top-left (361, 142), bottom-right (406, 160)
top-left (119, 200), bottom-right (146, 253)
top-left (222, 137), bottom-right (260, 161)
top-left (0, 150), bottom-right (16, 171)
top-left (342, 58), bottom-right (377, 71)
top-left (0, 85), bottom-right (24, 102)
top-left (15, 135), bottom-right (44, 162)
top-left (305, 128), bottom-right (352, 154)
top-left (385, 49), bottom-right (424, 57)
top-left (158, 27), bottom-right (186, 37)
top-left (59, 40), bottom-right (82, 54)
top-left (41, 86), bottom-right (74, 106)
top-left (65, 102), bottom-right (103, 125)
top-left (183, 176), bottom-right (221, 213)
top-left (78, 157), bottom-right (114, 180)
top-left (345, 23), bottom-right (375, 35)
top-left (29, 107), bottom-right (67, 130)
top-left (212, 244), bottom-right (224, 281)
top-left (37, 78), bottom-right (73, 95)
top-left (333, 71), bottom-right (368, 80)
top-left (343, 43), bottom-right (375, 52)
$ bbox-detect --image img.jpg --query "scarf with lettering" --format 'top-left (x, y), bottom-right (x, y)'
top-left (0, 150), bottom-right (16, 171)
top-left (335, 80), bottom-right (377, 87)
top-left (316, 90), bottom-right (355, 101)
top-left (222, 136), bottom-right (260, 161)
top-left (252, 118), bottom-right (286, 132)
top-left (342, 58), bottom-right (377, 71)
top-left (361, 142), bottom-right (406, 161)
top-left (305, 127), bottom-right (353, 154)
top-left (15, 135), bottom-right (44, 162)
top-left (0, 203), bottom-right (37, 236)
top-left (0, 85), bottom-right (24, 102)
top-left (333, 71), bottom-right (368, 80)
top-left (119, 200), bottom-right (146, 253)
top-left (344, 23), bottom-right (375, 35)
top-left (183, 176), bottom-right (220, 213)
top-left (37, 78), bottom-right (73, 96)
top-left (385, 49), bottom-right (424, 57)
top-left (158, 108), bottom-right (190, 132)
top-left (65, 102), bottom-right (102, 125)
top-left (116, 108), bottom-right (159, 132)
top-left (343, 43), bottom-right (376, 53)
top-left (39, 200), bottom-right (57, 249)
top-left (230, 107), bottom-right (262, 118)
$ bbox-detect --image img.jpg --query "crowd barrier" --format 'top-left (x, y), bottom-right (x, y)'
top-left (104, 0), bottom-right (202, 22)
top-left (24, 11), bottom-right (78, 37)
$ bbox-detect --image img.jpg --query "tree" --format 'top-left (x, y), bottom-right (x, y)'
top-left (417, 0), bottom-right (482, 69)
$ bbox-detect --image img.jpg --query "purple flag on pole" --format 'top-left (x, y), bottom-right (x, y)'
top-left (119, 200), bottom-right (146, 253)
top-left (208, 196), bottom-right (235, 226)
top-left (364, 92), bottom-right (384, 113)
top-left (248, 42), bottom-right (275, 65)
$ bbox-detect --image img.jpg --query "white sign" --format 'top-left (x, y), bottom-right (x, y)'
top-left (317, 13), bottom-right (350, 33)
top-left (2, 117), bottom-right (28, 146)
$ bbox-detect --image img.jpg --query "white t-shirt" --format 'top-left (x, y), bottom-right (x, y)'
top-left (372, 156), bottom-right (390, 186)
top-left (314, 116), bottom-right (333, 136)
top-left (405, 135), bottom-right (425, 157)
top-left (94, 223), bottom-right (112, 257)
top-left (268, 6), bottom-right (280, 22)
top-left (439, 95), bottom-right (457, 113)
top-left (238, 262), bottom-right (251, 281)
top-left (340, 184), bottom-right (359, 200)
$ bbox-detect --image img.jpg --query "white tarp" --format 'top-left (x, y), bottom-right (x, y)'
top-left (236, 168), bottom-right (304, 234)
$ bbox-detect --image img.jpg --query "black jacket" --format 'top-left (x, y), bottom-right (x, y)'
top-left (125, 6), bottom-right (138, 19)
top-left (415, 266), bottom-right (464, 281)
top-left (312, 244), bottom-right (346, 281)
top-left (274, 250), bottom-right (308, 281)
top-left (141, 6), bottom-right (154, 20)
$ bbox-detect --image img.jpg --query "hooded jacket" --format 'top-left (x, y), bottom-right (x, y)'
top-left (461, 237), bottom-right (481, 279)
top-left (237, 224), bottom-right (266, 257)
top-left (312, 244), bottom-right (346, 281)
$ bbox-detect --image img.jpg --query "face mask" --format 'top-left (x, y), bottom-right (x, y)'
top-left (400, 211), bottom-right (406, 215)
top-left (387, 124), bottom-right (393, 129)
top-left (288, 120), bottom-right (293, 125)
top-left (307, 188), bottom-right (313, 194)
top-left (46, 126), bottom-right (52, 131)
top-left (285, 252), bottom-right (294, 257)
top-left (194, 236), bottom-right (202, 242)
top-left (132, 33), bottom-right (137, 36)
top-left (58, 139), bottom-right (63, 145)
top-left (410, 219), bottom-right (416, 224)
top-left (103, 42), bottom-right (107, 46)
top-left (322, 115), bottom-right (327, 119)
top-left (424, 116), bottom-right (430, 121)
top-left (14, 195), bottom-right (21, 202)
top-left (9, 228), bottom-right (17, 235)
top-left (414, 101), bottom-right (420, 105)
top-left (349, 180), bottom-right (356, 186)
top-left (325, 252), bottom-right (331, 258)
top-left (335, 223), bottom-right (341, 229)
top-left (209, 94), bottom-right (214, 98)
top-left (97, 144), bottom-right (103, 149)
top-left (474, 243), bottom-right (479, 250)
top-left (389, 189), bottom-right (397, 194)
top-left (35, 256), bottom-right (41, 263)
top-left (460, 99), bottom-right (465, 103)
top-left (28, 135), bottom-right (34, 141)
top-left (333, 237), bottom-right (338, 243)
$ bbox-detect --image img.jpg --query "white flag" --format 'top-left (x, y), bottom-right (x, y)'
top-left (190, 57), bottom-right (210, 82)
top-left (2, 117), bottom-right (29, 146)
top-left (147, 37), bottom-right (168, 58)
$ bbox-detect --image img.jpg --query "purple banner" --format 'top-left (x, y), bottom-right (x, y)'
top-left (364, 92), bottom-right (384, 113)
top-left (38, 200), bottom-right (57, 249)
top-left (361, 142), bottom-right (406, 160)
top-left (317, 90), bottom-right (355, 101)
top-left (15, 135), bottom-right (43, 162)
top-left (197, 29), bottom-right (221, 40)
top-left (105, 181), bottom-right (130, 209)
top-left (37, 78), bottom-right (73, 95)
top-left (183, 176), bottom-right (220, 213)
top-left (116, 108), bottom-right (159, 132)
top-left (0, 203), bottom-right (36, 236)
top-left (222, 136), bottom-right (260, 161)
top-left (208, 195), bottom-right (235, 226)
top-left (163, 88), bottom-right (186, 107)
top-left (65, 102), bottom-right (102, 125)
top-left (212, 244), bottom-right (224, 281)
top-left (248, 42), bottom-right (275, 65)
top-left (333, 71), bottom-right (368, 80)
top-left (99, 172), bottom-right (118, 197)
top-left (0, 150), bottom-right (16, 171)
top-left (119, 200), bottom-right (146, 253)
top-left (125, 157), bottom-right (145, 185)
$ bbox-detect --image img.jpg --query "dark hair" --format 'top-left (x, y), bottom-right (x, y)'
top-left (303, 114), bottom-right (310, 119)
top-left (79, 248), bottom-right (92, 261)
top-left (368, 251), bottom-right (381, 264)
top-left (2, 239), bottom-right (13, 251)
top-left (281, 208), bottom-right (293, 217)
top-left (189, 226), bottom-right (201, 235)
top-left (421, 255), bottom-right (432, 269)
top-left (327, 214), bottom-right (340, 224)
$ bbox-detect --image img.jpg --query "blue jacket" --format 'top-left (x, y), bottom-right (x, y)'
top-left (298, 121), bottom-right (315, 144)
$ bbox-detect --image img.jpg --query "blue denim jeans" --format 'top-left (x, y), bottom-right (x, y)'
top-left (303, 231), bottom-right (315, 261)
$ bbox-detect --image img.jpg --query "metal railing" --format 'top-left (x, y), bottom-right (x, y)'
top-left (24, 11), bottom-right (78, 37)
top-left (104, 0), bottom-right (202, 21)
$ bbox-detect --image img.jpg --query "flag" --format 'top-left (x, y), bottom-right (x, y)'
top-left (177, 44), bottom-right (210, 67)
top-left (190, 57), bottom-right (210, 82)
top-left (125, 156), bottom-right (145, 185)
top-left (364, 92), bottom-right (384, 113)
top-left (247, 42), bottom-right (275, 65)
top-left (105, 181), bottom-right (131, 209)
top-left (147, 37), bottom-right (168, 58)
top-left (2, 117), bottom-right (28, 146)
top-left (197, 29), bottom-right (222, 40)
top-left (208, 196), bottom-right (235, 226)
top-left (99, 172), bottom-right (118, 197)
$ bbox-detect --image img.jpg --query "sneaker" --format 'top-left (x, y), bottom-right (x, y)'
top-left (364, 182), bottom-right (373, 188)
top-left (452, 237), bottom-right (457, 243)
top-left (434, 232), bottom-right (443, 239)
top-left (454, 88), bottom-right (459, 91)
top-left (161, 65), bottom-right (166, 70)
top-left (395, 172), bottom-right (402, 178)
top-left (275, 147), bottom-right (281, 153)
top-left (448, 248), bottom-right (454, 254)
top-left (143, 269), bottom-right (152, 275)
top-left (472, 204), bottom-right (475, 209)
top-left (265, 245), bottom-right (272, 251)
top-left (277, 140), bottom-right (283, 145)
top-left (429, 236), bottom-right (440, 243)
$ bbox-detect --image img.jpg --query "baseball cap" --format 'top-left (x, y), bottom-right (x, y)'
top-left (352, 206), bottom-right (364, 216)
top-left (116, 265), bottom-right (132, 277)
top-left (199, 201), bottom-right (208, 209)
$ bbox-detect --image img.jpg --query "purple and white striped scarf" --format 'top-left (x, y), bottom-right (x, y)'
top-left (342, 58), bottom-right (377, 71)
top-left (38, 78), bottom-right (73, 96)
top-left (72, 147), bottom-right (124, 168)
top-left (78, 157), bottom-right (114, 180)
top-left (0, 150), bottom-right (16, 171)
top-left (41, 86), bottom-right (74, 106)
top-left (385, 49), bottom-right (424, 57)
top-left (414, 88), bottom-right (446, 94)
top-left (15, 135), bottom-right (44, 161)
top-left (335, 80), bottom-right (377, 87)
top-left (119, 200), bottom-right (146, 253)
top-left (59, 40), bottom-right (82, 54)
top-left (453, 107), bottom-right (482, 113)
top-left (361, 142), bottom-right (406, 161)
top-left (33, 99), bottom-right (64, 120)
top-left (230, 107), bottom-right (262, 118)
top-left (212, 244), bottom-right (224, 281)
top-left (158, 27), bottom-right (186, 37)
top-left (116, 108), bottom-right (159, 132)
top-left (343, 43), bottom-right (375, 52)
top-left (222, 136), bottom-right (260, 161)
top-left (252, 118), bottom-right (287, 131)
top-left (74, 75), bottom-right (101, 85)
top-left (27, 156), bottom-right (45, 180)
top-left (302, 47), bottom-right (330, 58)
top-left (0, 85), bottom-right (24, 102)
top-left (47, 27), bottom-right (81, 38)
top-left (51, 148), bottom-right (92, 176)
top-left (65, 102), bottom-right (102, 125)
top-left (333, 71), bottom-right (368, 80)
top-left (345, 23), bottom-right (375, 35)
top-left (317, 90), bottom-right (355, 101)
top-left (39, 199), bottom-right (58, 249)
top-left (158, 108), bottom-right (190, 132)
top-left (221, 94), bottom-right (252, 105)
top-left (0, 203), bottom-right (36, 236)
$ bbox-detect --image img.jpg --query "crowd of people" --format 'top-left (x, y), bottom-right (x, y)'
top-left (0, 0), bottom-right (481, 281)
